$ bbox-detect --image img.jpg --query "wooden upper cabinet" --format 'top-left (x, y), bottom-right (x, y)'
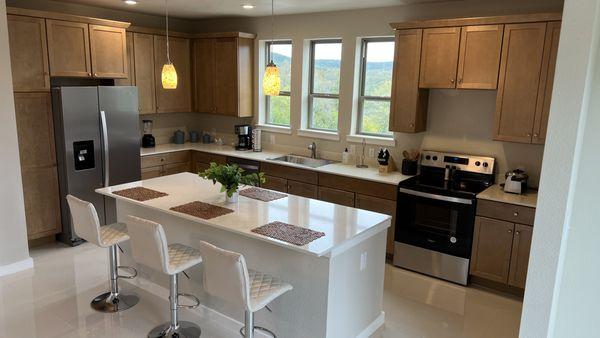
top-left (154, 36), bottom-right (192, 113)
top-left (193, 38), bottom-right (216, 113)
top-left (470, 216), bottom-right (515, 283)
top-left (419, 27), bottom-right (461, 88)
top-left (508, 224), bottom-right (533, 288)
top-left (133, 33), bottom-right (156, 114)
top-left (493, 23), bottom-right (547, 143)
top-left (214, 37), bottom-right (239, 116)
top-left (533, 21), bottom-right (561, 144)
top-left (115, 31), bottom-right (134, 85)
top-left (89, 25), bottom-right (128, 78)
top-left (457, 25), bottom-right (503, 89)
top-left (389, 29), bottom-right (428, 133)
top-left (46, 19), bottom-right (91, 77)
top-left (7, 15), bottom-right (50, 92)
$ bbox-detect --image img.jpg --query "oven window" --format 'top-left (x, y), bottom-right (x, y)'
top-left (413, 203), bottom-right (458, 235)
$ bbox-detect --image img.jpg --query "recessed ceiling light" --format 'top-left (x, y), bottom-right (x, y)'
top-left (242, 4), bottom-right (255, 9)
top-left (123, 0), bottom-right (138, 5)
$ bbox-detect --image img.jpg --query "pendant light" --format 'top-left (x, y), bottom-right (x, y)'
top-left (262, 0), bottom-right (281, 96)
top-left (161, 0), bottom-right (177, 89)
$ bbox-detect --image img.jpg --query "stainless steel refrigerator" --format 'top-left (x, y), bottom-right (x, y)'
top-left (52, 86), bottom-right (140, 246)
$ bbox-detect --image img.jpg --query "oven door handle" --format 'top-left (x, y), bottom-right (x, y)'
top-left (399, 188), bottom-right (473, 205)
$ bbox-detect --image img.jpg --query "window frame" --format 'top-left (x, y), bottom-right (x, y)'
top-left (357, 37), bottom-right (395, 137)
top-left (308, 39), bottom-right (343, 132)
top-left (265, 40), bottom-right (292, 127)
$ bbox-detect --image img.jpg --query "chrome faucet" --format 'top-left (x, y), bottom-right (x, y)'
top-left (308, 142), bottom-right (317, 159)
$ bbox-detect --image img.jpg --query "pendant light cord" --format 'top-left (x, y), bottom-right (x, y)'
top-left (165, 0), bottom-right (171, 63)
top-left (271, 0), bottom-right (274, 44)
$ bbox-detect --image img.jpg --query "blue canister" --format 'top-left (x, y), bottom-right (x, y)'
top-left (173, 130), bottom-right (185, 144)
top-left (189, 131), bottom-right (199, 143)
top-left (202, 133), bottom-right (211, 144)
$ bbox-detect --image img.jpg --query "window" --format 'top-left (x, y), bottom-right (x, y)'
top-left (265, 41), bottom-right (292, 126)
top-left (357, 38), bottom-right (395, 136)
top-left (308, 40), bottom-right (342, 131)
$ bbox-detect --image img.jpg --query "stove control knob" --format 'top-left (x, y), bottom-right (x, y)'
top-left (475, 161), bottom-right (481, 166)
top-left (482, 162), bottom-right (489, 168)
top-left (432, 156), bottom-right (438, 161)
top-left (425, 155), bottom-right (431, 160)
top-left (450, 236), bottom-right (457, 244)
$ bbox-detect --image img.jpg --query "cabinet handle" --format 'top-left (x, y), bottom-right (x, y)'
top-left (508, 229), bottom-right (513, 233)
top-left (515, 231), bottom-right (520, 236)
top-left (450, 78), bottom-right (455, 84)
top-left (513, 212), bottom-right (519, 217)
top-left (527, 133), bottom-right (532, 137)
top-left (458, 78), bottom-right (462, 84)
top-left (94, 73), bottom-right (98, 77)
top-left (87, 72), bottom-right (92, 77)
top-left (409, 123), bottom-right (415, 128)
top-left (533, 133), bottom-right (539, 137)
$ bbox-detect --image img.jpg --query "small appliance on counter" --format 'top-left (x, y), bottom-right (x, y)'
top-left (252, 128), bottom-right (262, 152)
top-left (504, 169), bottom-right (528, 194)
top-left (235, 124), bottom-right (253, 150)
top-left (141, 119), bottom-right (155, 148)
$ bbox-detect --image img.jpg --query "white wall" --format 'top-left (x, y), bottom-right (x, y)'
top-left (520, 0), bottom-right (600, 337)
top-left (0, 1), bottom-right (31, 271)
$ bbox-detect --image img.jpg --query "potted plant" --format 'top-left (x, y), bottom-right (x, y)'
top-left (199, 163), bottom-right (265, 203)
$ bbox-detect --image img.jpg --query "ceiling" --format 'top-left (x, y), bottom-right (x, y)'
top-left (52, 0), bottom-right (455, 19)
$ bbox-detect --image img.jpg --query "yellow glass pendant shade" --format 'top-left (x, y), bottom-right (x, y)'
top-left (263, 61), bottom-right (281, 96)
top-left (161, 62), bottom-right (178, 89)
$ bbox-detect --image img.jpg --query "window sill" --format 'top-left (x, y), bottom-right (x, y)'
top-left (255, 124), bottom-right (292, 135)
top-left (346, 134), bottom-right (396, 147)
top-left (297, 129), bottom-right (340, 141)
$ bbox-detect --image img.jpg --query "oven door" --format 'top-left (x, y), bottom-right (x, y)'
top-left (395, 188), bottom-right (476, 258)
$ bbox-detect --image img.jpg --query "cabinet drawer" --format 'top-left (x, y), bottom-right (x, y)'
top-left (262, 162), bottom-right (318, 185)
top-left (163, 162), bottom-right (191, 175)
top-left (476, 199), bottom-right (536, 225)
top-left (262, 175), bottom-right (287, 193)
top-left (141, 165), bottom-right (163, 180)
top-left (319, 173), bottom-right (397, 201)
top-left (355, 194), bottom-right (397, 255)
top-left (141, 151), bottom-right (191, 168)
top-left (193, 151), bottom-right (227, 165)
top-left (287, 180), bottom-right (318, 199)
top-left (318, 186), bottom-right (354, 207)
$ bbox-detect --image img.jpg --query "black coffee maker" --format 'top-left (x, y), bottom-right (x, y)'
top-left (142, 119), bottom-right (155, 148)
top-left (235, 124), bottom-right (252, 150)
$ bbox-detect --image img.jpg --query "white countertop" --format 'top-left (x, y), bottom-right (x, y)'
top-left (96, 172), bottom-right (391, 257)
top-left (141, 143), bottom-right (412, 186)
top-left (477, 184), bottom-right (538, 208)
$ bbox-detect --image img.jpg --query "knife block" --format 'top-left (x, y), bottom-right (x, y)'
top-left (378, 158), bottom-right (396, 175)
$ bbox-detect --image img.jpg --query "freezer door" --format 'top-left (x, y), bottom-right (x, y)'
top-left (98, 86), bottom-right (141, 186)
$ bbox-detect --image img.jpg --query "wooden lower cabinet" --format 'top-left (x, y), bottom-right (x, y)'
top-left (262, 175), bottom-right (287, 193)
top-left (141, 166), bottom-right (162, 180)
top-left (20, 167), bottom-right (62, 240)
top-left (318, 186), bottom-right (355, 207)
top-left (287, 180), bottom-right (318, 199)
top-left (355, 194), bottom-right (397, 256)
top-left (141, 151), bottom-right (192, 179)
top-left (470, 216), bottom-right (514, 283)
top-left (508, 224), bottom-right (533, 288)
top-left (164, 162), bottom-right (191, 176)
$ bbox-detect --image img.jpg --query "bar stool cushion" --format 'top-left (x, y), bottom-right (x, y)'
top-left (99, 223), bottom-right (130, 247)
top-left (167, 243), bottom-right (203, 275)
top-left (248, 270), bottom-right (293, 312)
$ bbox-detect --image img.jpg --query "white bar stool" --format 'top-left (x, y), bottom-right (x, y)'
top-left (126, 215), bottom-right (203, 338)
top-left (66, 195), bottom-right (139, 312)
top-left (198, 241), bottom-right (293, 338)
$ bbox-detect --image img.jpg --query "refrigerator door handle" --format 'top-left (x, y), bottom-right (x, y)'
top-left (100, 110), bottom-right (110, 187)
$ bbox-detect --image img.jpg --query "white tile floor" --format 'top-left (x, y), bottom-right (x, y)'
top-left (0, 242), bottom-right (523, 338)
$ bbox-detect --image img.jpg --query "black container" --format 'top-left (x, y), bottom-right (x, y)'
top-left (401, 159), bottom-right (418, 175)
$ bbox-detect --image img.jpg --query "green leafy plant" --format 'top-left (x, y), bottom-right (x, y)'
top-left (199, 163), bottom-right (266, 198)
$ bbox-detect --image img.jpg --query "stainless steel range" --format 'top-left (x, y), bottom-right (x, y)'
top-left (393, 151), bottom-right (495, 285)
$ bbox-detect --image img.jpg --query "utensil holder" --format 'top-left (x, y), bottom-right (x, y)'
top-left (401, 159), bottom-right (418, 175)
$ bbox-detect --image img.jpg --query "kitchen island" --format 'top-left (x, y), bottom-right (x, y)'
top-left (96, 172), bottom-right (391, 338)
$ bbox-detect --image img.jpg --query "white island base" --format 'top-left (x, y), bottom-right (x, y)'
top-left (98, 173), bottom-right (390, 338)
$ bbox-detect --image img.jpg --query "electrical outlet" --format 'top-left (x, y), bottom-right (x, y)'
top-left (368, 148), bottom-right (375, 158)
top-left (360, 252), bottom-right (368, 271)
top-left (269, 134), bottom-right (275, 144)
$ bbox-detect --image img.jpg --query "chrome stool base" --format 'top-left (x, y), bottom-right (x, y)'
top-left (240, 326), bottom-right (276, 338)
top-left (148, 321), bottom-right (201, 338)
top-left (91, 291), bottom-right (139, 313)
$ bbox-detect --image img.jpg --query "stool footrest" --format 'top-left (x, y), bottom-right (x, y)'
top-left (240, 326), bottom-right (277, 338)
top-left (117, 266), bottom-right (138, 279)
top-left (177, 293), bottom-right (200, 309)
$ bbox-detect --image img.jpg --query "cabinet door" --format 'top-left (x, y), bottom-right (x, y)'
top-left (262, 175), bottom-right (288, 193)
top-left (194, 162), bottom-right (210, 173)
top-left (389, 29), bottom-right (428, 133)
top-left (193, 38), bottom-right (216, 113)
top-left (457, 25), bottom-right (503, 89)
top-left (214, 37), bottom-right (239, 116)
top-left (287, 180), bottom-right (318, 199)
top-left (163, 162), bottom-right (192, 175)
top-left (533, 22), bottom-right (561, 144)
top-left (508, 224), bottom-right (533, 288)
top-left (46, 20), bottom-right (91, 77)
top-left (493, 23), bottom-right (547, 143)
top-left (89, 25), bottom-right (128, 78)
top-left (7, 15), bottom-right (50, 91)
top-left (419, 27), bottom-right (461, 88)
top-left (154, 36), bottom-right (192, 113)
top-left (21, 167), bottom-right (62, 240)
top-left (318, 186), bottom-right (354, 207)
top-left (141, 166), bottom-right (163, 180)
top-left (355, 194), bottom-right (397, 256)
top-left (115, 31), bottom-right (134, 85)
top-left (133, 33), bottom-right (156, 114)
top-left (470, 216), bottom-right (515, 283)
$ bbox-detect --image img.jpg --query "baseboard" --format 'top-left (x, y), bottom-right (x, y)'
top-left (0, 257), bottom-right (34, 277)
top-left (357, 311), bottom-right (385, 338)
top-left (123, 276), bottom-right (271, 338)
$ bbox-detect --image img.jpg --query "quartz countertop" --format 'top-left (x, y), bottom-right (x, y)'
top-left (141, 143), bottom-right (412, 186)
top-left (477, 184), bottom-right (538, 208)
top-left (96, 172), bottom-right (391, 257)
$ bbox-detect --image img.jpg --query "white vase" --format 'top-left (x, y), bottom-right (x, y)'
top-left (225, 191), bottom-right (239, 203)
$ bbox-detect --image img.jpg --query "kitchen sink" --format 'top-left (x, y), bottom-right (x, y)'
top-left (268, 154), bottom-right (336, 168)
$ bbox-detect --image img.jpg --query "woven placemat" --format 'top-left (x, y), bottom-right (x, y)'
top-left (170, 201), bottom-right (234, 220)
top-left (113, 187), bottom-right (168, 201)
top-left (239, 187), bottom-right (287, 202)
top-left (251, 221), bottom-right (325, 246)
